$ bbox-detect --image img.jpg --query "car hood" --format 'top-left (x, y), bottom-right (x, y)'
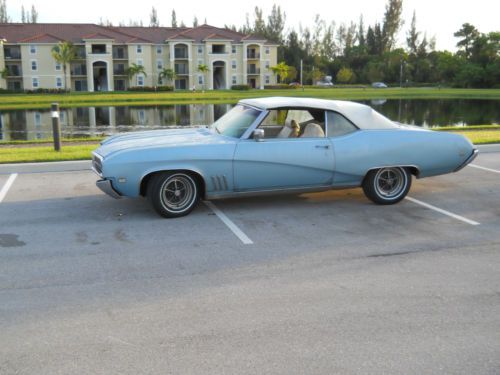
top-left (95, 127), bottom-right (233, 158)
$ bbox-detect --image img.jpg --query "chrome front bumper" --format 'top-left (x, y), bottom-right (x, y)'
top-left (96, 179), bottom-right (122, 199)
top-left (454, 148), bottom-right (479, 172)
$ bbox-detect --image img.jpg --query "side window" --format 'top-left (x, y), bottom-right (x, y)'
top-left (327, 111), bottom-right (357, 137)
top-left (257, 108), bottom-right (325, 139)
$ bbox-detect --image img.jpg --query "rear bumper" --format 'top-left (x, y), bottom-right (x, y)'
top-left (96, 179), bottom-right (122, 199)
top-left (454, 148), bottom-right (479, 172)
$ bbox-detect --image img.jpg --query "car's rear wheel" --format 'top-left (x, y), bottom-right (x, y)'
top-left (362, 167), bottom-right (411, 205)
top-left (147, 172), bottom-right (199, 218)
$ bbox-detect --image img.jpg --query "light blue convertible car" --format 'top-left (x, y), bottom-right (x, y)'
top-left (92, 97), bottom-right (477, 218)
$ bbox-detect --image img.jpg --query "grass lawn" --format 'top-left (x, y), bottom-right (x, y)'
top-left (1, 126), bottom-right (498, 164)
top-left (0, 87), bottom-right (499, 110)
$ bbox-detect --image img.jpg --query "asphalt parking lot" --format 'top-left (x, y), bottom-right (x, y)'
top-left (1, 149), bottom-right (499, 374)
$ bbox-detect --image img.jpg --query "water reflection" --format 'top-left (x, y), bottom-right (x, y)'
top-left (0, 99), bottom-right (499, 141)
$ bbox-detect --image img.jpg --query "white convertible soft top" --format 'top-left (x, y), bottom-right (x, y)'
top-left (239, 97), bottom-right (398, 130)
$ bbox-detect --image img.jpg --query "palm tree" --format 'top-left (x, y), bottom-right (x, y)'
top-left (0, 67), bottom-right (8, 80)
top-left (197, 63), bottom-right (209, 91)
top-left (126, 63), bottom-right (147, 86)
top-left (270, 61), bottom-right (290, 84)
top-left (158, 67), bottom-right (176, 87)
top-left (51, 41), bottom-right (77, 91)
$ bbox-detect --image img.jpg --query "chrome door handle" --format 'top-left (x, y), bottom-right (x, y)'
top-left (315, 145), bottom-right (330, 149)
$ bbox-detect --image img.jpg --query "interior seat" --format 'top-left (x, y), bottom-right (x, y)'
top-left (301, 123), bottom-right (325, 138)
top-left (277, 119), bottom-right (300, 138)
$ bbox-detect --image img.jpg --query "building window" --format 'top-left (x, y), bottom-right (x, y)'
top-left (232, 60), bottom-right (236, 69)
top-left (30, 45), bottom-right (36, 54)
top-left (265, 75), bottom-right (270, 84)
top-left (55, 62), bottom-right (62, 71)
top-left (137, 59), bottom-right (143, 66)
top-left (136, 45), bottom-right (142, 53)
top-left (157, 59), bottom-right (163, 70)
top-left (232, 75), bottom-right (237, 85)
top-left (232, 45), bottom-right (236, 54)
top-left (198, 59), bottom-right (203, 67)
top-left (265, 61), bottom-right (270, 69)
top-left (75, 80), bottom-right (88, 91)
top-left (31, 60), bottom-right (37, 71)
top-left (156, 45), bottom-right (162, 54)
top-left (158, 77), bottom-right (163, 85)
top-left (265, 47), bottom-right (270, 55)
top-left (138, 110), bottom-right (146, 123)
top-left (197, 45), bottom-right (203, 54)
top-left (56, 77), bottom-right (63, 88)
top-left (34, 112), bottom-right (42, 127)
top-left (32, 77), bottom-right (39, 88)
top-left (137, 75), bottom-right (144, 86)
top-left (198, 75), bottom-right (203, 85)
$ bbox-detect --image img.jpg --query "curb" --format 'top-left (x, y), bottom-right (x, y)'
top-left (477, 144), bottom-right (500, 153)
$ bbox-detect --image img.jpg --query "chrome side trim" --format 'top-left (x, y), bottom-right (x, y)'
top-left (206, 183), bottom-right (360, 200)
top-left (454, 148), bottom-right (479, 172)
top-left (96, 179), bottom-right (122, 199)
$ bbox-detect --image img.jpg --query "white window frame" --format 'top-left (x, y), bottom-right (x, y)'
top-left (231, 60), bottom-right (237, 69)
top-left (156, 45), bottom-right (162, 54)
top-left (55, 62), bottom-right (62, 71)
top-left (136, 58), bottom-right (144, 66)
top-left (197, 45), bottom-right (203, 54)
top-left (265, 75), bottom-right (270, 84)
top-left (29, 45), bottom-right (37, 54)
top-left (32, 77), bottom-right (39, 88)
top-left (232, 45), bottom-right (236, 54)
top-left (157, 59), bottom-right (163, 70)
top-left (34, 112), bottom-right (42, 127)
top-left (265, 47), bottom-right (270, 55)
top-left (31, 59), bottom-right (38, 71)
top-left (198, 59), bottom-right (203, 67)
top-left (265, 60), bottom-right (270, 69)
top-left (55, 76), bottom-right (63, 88)
top-left (137, 74), bottom-right (144, 86)
top-left (136, 44), bottom-right (143, 54)
top-left (232, 75), bottom-right (237, 85)
top-left (198, 75), bottom-right (203, 85)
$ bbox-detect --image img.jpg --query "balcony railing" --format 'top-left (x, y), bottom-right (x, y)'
top-left (175, 67), bottom-right (189, 75)
top-left (71, 67), bottom-right (87, 76)
top-left (112, 50), bottom-right (128, 59)
top-left (4, 52), bottom-right (21, 59)
top-left (174, 52), bottom-right (188, 59)
top-left (247, 52), bottom-right (260, 59)
top-left (247, 67), bottom-right (260, 75)
top-left (6, 66), bottom-right (22, 76)
top-left (113, 68), bottom-right (127, 75)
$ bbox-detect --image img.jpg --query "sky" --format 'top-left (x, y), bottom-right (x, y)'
top-left (5, 0), bottom-right (500, 51)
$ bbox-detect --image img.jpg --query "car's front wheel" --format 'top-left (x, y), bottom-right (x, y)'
top-left (147, 172), bottom-right (199, 218)
top-left (362, 167), bottom-right (411, 205)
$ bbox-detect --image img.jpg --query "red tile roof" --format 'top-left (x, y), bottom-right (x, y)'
top-left (0, 23), bottom-right (274, 44)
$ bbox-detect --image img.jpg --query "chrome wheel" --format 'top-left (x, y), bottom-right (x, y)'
top-left (374, 167), bottom-right (407, 199)
top-left (160, 175), bottom-right (196, 213)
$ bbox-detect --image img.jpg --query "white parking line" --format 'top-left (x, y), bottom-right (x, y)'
top-left (406, 196), bottom-right (480, 226)
top-left (469, 164), bottom-right (500, 174)
top-left (203, 201), bottom-right (254, 245)
top-left (0, 173), bottom-right (18, 203)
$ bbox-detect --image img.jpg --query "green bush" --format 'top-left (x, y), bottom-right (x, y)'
top-left (264, 84), bottom-right (296, 90)
top-left (231, 84), bottom-right (251, 90)
top-left (128, 86), bottom-right (174, 92)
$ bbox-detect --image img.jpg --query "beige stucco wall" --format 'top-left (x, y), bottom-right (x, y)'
top-left (19, 44), bottom-right (66, 90)
top-left (0, 41), bottom-right (5, 89)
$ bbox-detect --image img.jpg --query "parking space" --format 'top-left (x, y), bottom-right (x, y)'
top-left (1, 152), bottom-right (499, 374)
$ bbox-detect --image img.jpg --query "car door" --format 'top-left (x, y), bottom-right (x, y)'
top-left (233, 108), bottom-right (334, 191)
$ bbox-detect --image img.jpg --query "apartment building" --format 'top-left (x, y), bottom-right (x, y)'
top-left (0, 23), bottom-right (278, 91)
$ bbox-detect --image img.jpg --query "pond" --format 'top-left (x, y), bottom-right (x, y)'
top-left (1, 99), bottom-right (499, 141)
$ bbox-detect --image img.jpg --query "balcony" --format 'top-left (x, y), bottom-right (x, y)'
top-left (247, 67), bottom-right (260, 75)
top-left (175, 66), bottom-right (189, 75)
top-left (113, 66), bottom-right (127, 75)
top-left (71, 64), bottom-right (87, 76)
top-left (4, 48), bottom-right (21, 60)
top-left (174, 51), bottom-right (188, 59)
top-left (112, 47), bottom-right (128, 60)
top-left (5, 65), bottom-right (22, 77)
top-left (247, 51), bottom-right (260, 59)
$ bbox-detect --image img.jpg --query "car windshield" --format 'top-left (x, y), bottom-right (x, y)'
top-left (211, 104), bottom-right (261, 138)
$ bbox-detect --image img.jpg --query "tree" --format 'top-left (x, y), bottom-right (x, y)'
top-left (171, 9), bottom-right (177, 27)
top-left (51, 41), bottom-right (77, 91)
top-left (454, 23), bottom-right (479, 59)
top-left (382, 0), bottom-right (403, 52)
top-left (253, 7), bottom-right (266, 35)
top-left (358, 15), bottom-right (366, 50)
top-left (197, 64), bottom-right (209, 91)
top-left (0, 67), bottom-right (8, 79)
top-left (406, 11), bottom-right (420, 55)
top-left (126, 63), bottom-right (147, 86)
top-left (266, 4), bottom-right (286, 43)
top-left (21, 5), bottom-right (25, 23)
top-left (270, 61), bottom-right (290, 83)
top-left (193, 16), bottom-right (198, 27)
top-left (149, 7), bottom-right (159, 27)
top-left (159, 68), bottom-right (176, 86)
top-left (336, 67), bottom-right (355, 83)
top-left (0, 0), bottom-right (9, 23)
top-left (30, 4), bottom-right (38, 23)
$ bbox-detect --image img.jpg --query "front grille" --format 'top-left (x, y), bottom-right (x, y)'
top-left (92, 154), bottom-right (102, 175)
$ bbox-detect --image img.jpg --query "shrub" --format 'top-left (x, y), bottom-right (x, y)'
top-left (128, 86), bottom-right (174, 92)
top-left (264, 84), bottom-right (296, 90)
top-left (231, 84), bottom-right (251, 90)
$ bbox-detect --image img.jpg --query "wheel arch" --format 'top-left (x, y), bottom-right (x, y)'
top-left (363, 165), bottom-right (421, 181)
top-left (140, 169), bottom-right (207, 199)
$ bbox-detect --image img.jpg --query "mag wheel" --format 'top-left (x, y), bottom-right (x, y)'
top-left (362, 167), bottom-right (411, 205)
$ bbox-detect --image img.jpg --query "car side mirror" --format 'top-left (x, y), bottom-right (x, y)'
top-left (253, 129), bottom-right (264, 141)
